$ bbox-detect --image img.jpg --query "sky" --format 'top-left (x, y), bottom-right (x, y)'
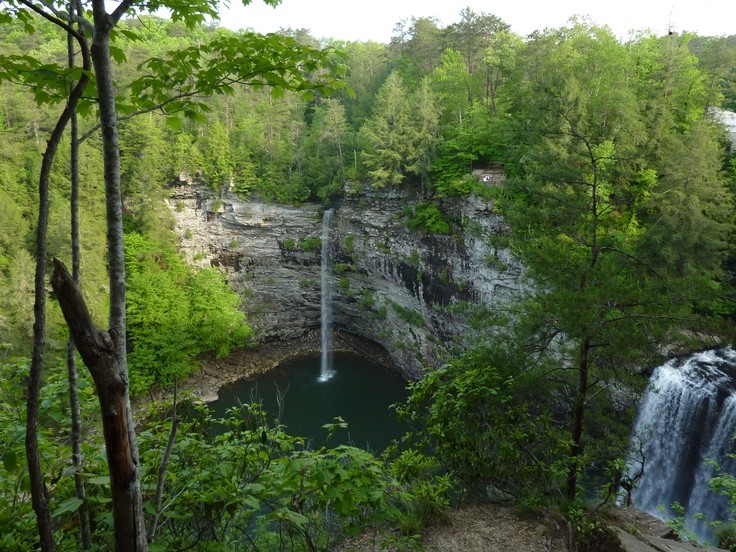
top-left (218, 0), bottom-right (736, 42)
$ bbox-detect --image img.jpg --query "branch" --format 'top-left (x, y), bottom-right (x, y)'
top-left (596, 246), bottom-right (664, 279)
top-left (79, 89), bottom-right (201, 143)
top-left (110, 0), bottom-right (136, 26)
top-left (17, 0), bottom-right (86, 43)
top-left (51, 258), bottom-right (116, 373)
top-left (148, 378), bottom-right (180, 543)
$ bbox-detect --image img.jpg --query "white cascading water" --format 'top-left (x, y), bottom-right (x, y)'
top-left (319, 209), bottom-right (335, 382)
top-left (630, 347), bottom-right (736, 542)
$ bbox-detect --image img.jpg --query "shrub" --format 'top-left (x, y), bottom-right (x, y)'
top-left (389, 301), bottom-right (425, 327)
top-left (344, 234), bottom-right (355, 255)
top-left (406, 202), bottom-right (452, 235)
top-left (300, 237), bottom-right (321, 251)
top-left (334, 262), bottom-right (352, 275)
top-left (125, 232), bottom-right (252, 394)
top-left (395, 346), bottom-right (567, 499)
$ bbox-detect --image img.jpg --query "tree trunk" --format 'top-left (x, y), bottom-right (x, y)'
top-left (66, 1), bottom-right (92, 546)
top-left (26, 19), bottom-right (91, 550)
top-left (566, 336), bottom-right (591, 502)
top-left (52, 260), bottom-right (147, 551)
top-left (90, 1), bottom-right (147, 548)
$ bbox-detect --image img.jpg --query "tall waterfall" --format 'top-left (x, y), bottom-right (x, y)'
top-left (630, 347), bottom-right (736, 542)
top-left (319, 209), bottom-right (335, 382)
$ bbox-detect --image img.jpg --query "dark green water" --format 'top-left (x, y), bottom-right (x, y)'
top-left (208, 352), bottom-right (409, 451)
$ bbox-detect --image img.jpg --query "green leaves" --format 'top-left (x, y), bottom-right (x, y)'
top-left (53, 496), bottom-right (84, 518)
top-left (125, 232), bottom-right (252, 394)
top-left (127, 30), bottom-right (346, 123)
top-left (0, 54), bottom-right (92, 107)
top-left (396, 345), bottom-right (566, 499)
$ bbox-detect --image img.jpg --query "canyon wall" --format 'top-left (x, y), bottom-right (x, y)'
top-left (168, 186), bottom-right (524, 379)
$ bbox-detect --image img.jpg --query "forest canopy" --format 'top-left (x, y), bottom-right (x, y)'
top-left (1, 4), bottom-right (736, 551)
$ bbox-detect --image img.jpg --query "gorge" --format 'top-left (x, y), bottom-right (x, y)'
top-left (169, 184), bottom-right (736, 546)
top-left (168, 184), bottom-right (524, 381)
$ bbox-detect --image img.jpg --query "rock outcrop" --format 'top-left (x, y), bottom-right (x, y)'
top-left (168, 185), bottom-right (524, 379)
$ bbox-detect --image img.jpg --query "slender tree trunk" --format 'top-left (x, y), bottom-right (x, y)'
top-left (566, 336), bottom-right (591, 502)
top-left (90, 1), bottom-right (147, 548)
top-left (66, 1), bottom-right (91, 546)
top-left (148, 381), bottom-right (179, 542)
top-left (26, 137), bottom-right (57, 552)
top-left (26, 20), bottom-right (91, 550)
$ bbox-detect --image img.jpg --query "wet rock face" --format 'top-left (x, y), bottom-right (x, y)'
top-left (168, 185), bottom-right (524, 380)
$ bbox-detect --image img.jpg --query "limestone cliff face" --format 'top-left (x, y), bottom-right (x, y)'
top-left (168, 186), bottom-right (524, 380)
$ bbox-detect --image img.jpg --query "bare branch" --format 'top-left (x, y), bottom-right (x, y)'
top-left (148, 378), bottom-right (180, 543)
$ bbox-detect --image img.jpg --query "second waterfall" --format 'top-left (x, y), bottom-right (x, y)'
top-left (319, 209), bottom-right (335, 382)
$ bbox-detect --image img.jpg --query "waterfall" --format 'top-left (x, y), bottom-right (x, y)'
top-left (630, 347), bottom-right (736, 542)
top-left (319, 209), bottom-right (335, 382)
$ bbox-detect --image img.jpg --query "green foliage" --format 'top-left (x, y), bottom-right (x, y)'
top-left (716, 522), bottom-right (736, 551)
top-left (135, 402), bottom-right (442, 550)
top-left (299, 236), bottom-right (321, 251)
top-left (344, 234), bottom-right (355, 255)
top-left (388, 449), bottom-right (451, 534)
top-left (395, 346), bottom-right (567, 500)
top-left (0, 368), bottom-right (439, 551)
top-left (389, 301), bottom-right (426, 327)
top-left (405, 202), bottom-right (452, 234)
top-left (359, 71), bottom-right (414, 188)
top-left (125, 232), bottom-right (252, 393)
top-left (333, 262), bottom-right (352, 274)
top-left (359, 289), bottom-right (375, 308)
top-left (0, 356), bottom-right (108, 550)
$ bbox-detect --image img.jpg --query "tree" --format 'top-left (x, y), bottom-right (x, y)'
top-left (359, 71), bottom-right (415, 187)
top-left (0, 1), bottom-right (344, 549)
top-left (480, 29), bottom-right (521, 113)
top-left (201, 119), bottom-right (234, 192)
top-left (390, 16), bottom-right (443, 84)
top-left (302, 97), bottom-right (350, 197)
top-left (407, 77), bottom-right (440, 193)
top-left (504, 22), bottom-right (733, 503)
top-left (443, 7), bottom-right (509, 104)
top-left (64, 1), bottom-right (92, 545)
top-left (431, 49), bottom-right (471, 126)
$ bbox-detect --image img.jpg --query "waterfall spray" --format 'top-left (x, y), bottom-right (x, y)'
top-left (319, 209), bottom-right (335, 382)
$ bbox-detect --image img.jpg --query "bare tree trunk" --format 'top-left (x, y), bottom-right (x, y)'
top-left (148, 381), bottom-right (180, 542)
top-left (26, 18), bottom-right (91, 550)
top-left (66, 1), bottom-right (91, 546)
top-left (52, 259), bottom-right (146, 552)
top-left (566, 336), bottom-right (591, 502)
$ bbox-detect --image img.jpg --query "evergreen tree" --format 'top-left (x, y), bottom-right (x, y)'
top-left (359, 71), bottom-right (415, 187)
top-left (504, 21), bottom-right (733, 502)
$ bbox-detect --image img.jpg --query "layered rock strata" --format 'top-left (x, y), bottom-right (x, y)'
top-left (168, 186), bottom-right (524, 379)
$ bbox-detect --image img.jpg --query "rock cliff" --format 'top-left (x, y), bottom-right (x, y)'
top-left (168, 186), bottom-right (524, 380)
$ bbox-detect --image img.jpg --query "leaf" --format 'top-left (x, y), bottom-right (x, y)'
top-left (270, 507), bottom-right (308, 528)
top-left (2, 450), bottom-right (17, 471)
top-left (87, 476), bottom-right (111, 486)
top-left (109, 45), bottom-right (127, 65)
top-left (165, 115), bottom-right (183, 131)
top-left (118, 28), bottom-right (142, 42)
top-left (53, 497), bottom-right (84, 518)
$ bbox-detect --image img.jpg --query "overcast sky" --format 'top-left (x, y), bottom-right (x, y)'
top-left (217, 0), bottom-right (735, 42)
